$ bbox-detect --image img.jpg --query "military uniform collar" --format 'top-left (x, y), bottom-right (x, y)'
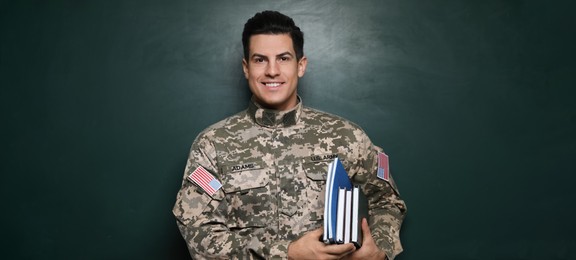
top-left (248, 96), bottom-right (302, 128)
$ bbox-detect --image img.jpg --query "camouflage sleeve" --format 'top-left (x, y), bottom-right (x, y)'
top-left (350, 131), bottom-right (407, 260)
top-left (173, 133), bottom-right (290, 259)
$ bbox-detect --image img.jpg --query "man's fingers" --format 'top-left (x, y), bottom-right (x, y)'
top-left (311, 227), bottom-right (324, 236)
top-left (361, 218), bottom-right (373, 241)
top-left (324, 243), bottom-right (356, 256)
top-left (308, 227), bottom-right (324, 240)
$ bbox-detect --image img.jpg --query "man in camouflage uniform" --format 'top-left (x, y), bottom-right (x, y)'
top-left (173, 10), bottom-right (406, 259)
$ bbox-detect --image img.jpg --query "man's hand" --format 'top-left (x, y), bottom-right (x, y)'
top-left (288, 228), bottom-right (356, 260)
top-left (343, 218), bottom-right (388, 260)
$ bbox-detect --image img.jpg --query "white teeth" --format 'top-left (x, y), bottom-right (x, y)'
top-left (264, 83), bottom-right (281, 87)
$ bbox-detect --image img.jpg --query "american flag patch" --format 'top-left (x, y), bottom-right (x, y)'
top-left (187, 166), bottom-right (222, 196)
top-left (377, 152), bottom-right (390, 181)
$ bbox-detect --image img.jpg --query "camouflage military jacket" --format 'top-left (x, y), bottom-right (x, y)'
top-left (173, 98), bottom-right (406, 259)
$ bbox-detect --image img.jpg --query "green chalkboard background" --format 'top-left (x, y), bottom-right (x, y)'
top-left (2, 1), bottom-right (575, 259)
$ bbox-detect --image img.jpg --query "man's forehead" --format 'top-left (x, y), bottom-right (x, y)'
top-left (249, 34), bottom-right (295, 56)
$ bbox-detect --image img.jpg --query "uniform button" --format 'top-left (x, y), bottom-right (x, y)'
top-left (353, 174), bottom-right (367, 184)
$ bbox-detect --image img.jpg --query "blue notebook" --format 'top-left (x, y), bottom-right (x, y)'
top-left (323, 158), bottom-right (353, 243)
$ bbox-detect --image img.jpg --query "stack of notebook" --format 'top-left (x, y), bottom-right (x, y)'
top-left (323, 158), bottom-right (369, 248)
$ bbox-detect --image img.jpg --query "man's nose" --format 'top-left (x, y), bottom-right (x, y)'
top-left (265, 61), bottom-right (280, 77)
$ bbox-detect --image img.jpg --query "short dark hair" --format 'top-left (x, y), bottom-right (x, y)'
top-left (242, 10), bottom-right (304, 61)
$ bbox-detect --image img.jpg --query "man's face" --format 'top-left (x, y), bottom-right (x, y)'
top-left (242, 34), bottom-right (307, 111)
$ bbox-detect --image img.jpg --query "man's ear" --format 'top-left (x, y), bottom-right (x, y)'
top-left (242, 59), bottom-right (249, 79)
top-left (297, 56), bottom-right (308, 78)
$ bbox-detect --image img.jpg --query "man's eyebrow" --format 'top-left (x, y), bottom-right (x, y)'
top-left (251, 53), bottom-right (267, 59)
top-left (277, 52), bottom-right (294, 58)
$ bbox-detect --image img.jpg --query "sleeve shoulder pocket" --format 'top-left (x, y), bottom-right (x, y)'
top-left (172, 183), bottom-right (214, 226)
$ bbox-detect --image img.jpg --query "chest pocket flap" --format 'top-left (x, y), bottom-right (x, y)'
top-left (219, 161), bottom-right (271, 228)
top-left (220, 161), bottom-right (269, 193)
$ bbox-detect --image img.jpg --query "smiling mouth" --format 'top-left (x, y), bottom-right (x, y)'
top-left (263, 82), bottom-right (283, 88)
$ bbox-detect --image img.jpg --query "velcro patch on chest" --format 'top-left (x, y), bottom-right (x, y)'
top-left (308, 153), bottom-right (338, 163)
top-left (228, 162), bottom-right (263, 173)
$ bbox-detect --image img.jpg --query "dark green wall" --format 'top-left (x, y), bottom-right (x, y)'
top-left (2, 1), bottom-right (575, 259)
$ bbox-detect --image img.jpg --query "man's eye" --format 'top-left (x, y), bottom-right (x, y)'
top-left (279, 56), bottom-right (290, 62)
top-left (254, 58), bottom-right (265, 63)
